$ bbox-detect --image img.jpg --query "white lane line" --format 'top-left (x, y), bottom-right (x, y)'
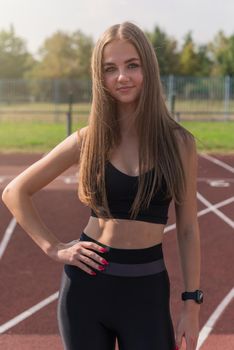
top-left (200, 153), bottom-right (234, 173)
top-left (0, 218), bottom-right (17, 260)
top-left (164, 222), bottom-right (176, 233)
top-left (198, 196), bottom-right (234, 217)
top-left (197, 287), bottom-right (234, 349)
top-left (197, 192), bottom-right (234, 229)
top-left (208, 179), bottom-right (230, 187)
top-left (197, 177), bottom-right (234, 183)
top-left (0, 291), bottom-right (59, 334)
top-left (164, 195), bottom-right (234, 233)
top-left (63, 176), bottom-right (78, 184)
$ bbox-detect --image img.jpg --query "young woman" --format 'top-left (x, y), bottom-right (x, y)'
top-left (2, 22), bottom-right (202, 350)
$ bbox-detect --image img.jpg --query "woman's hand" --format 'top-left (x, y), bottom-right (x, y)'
top-left (48, 239), bottom-right (109, 275)
top-left (175, 303), bottom-right (200, 350)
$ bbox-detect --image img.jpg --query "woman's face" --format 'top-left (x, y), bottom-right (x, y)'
top-left (102, 39), bottom-right (143, 108)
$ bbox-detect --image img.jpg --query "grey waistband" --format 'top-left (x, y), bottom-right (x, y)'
top-left (100, 259), bottom-right (166, 277)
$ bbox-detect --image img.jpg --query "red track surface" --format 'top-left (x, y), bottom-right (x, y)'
top-left (0, 152), bottom-right (233, 349)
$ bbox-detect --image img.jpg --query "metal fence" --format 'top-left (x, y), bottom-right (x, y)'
top-left (162, 75), bottom-right (234, 121)
top-left (0, 76), bottom-right (233, 122)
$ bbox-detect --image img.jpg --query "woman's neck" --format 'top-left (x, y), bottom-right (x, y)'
top-left (117, 102), bottom-right (137, 137)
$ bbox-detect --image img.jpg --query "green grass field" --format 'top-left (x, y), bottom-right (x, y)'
top-left (181, 121), bottom-right (234, 153)
top-left (1, 99), bottom-right (234, 112)
top-left (0, 119), bottom-right (233, 154)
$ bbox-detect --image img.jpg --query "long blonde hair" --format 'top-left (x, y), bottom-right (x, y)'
top-left (78, 21), bottom-right (194, 219)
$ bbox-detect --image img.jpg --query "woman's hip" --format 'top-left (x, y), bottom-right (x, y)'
top-left (60, 231), bottom-right (171, 305)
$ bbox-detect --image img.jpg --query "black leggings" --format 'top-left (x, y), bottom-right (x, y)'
top-left (57, 232), bottom-right (176, 350)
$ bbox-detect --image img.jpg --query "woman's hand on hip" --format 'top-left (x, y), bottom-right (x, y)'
top-left (48, 239), bottom-right (108, 275)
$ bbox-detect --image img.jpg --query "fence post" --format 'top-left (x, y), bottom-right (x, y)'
top-left (53, 79), bottom-right (60, 123)
top-left (168, 75), bottom-right (176, 118)
top-left (224, 75), bottom-right (230, 121)
top-left (66, 91), bottom-right (73, 137)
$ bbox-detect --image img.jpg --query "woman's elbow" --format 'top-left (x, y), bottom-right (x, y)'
top-left (2, 184), bottom-right (15, 207)
top-left (2, 185), bottom-right (11, 203)
top-left (2, 183), bottom-right (27, 207)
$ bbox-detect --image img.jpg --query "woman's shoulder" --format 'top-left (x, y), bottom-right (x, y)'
top-left (76, 126), bottom-right (89, 146)
top-left (77, 126), bottom-right (89, 138)
top-left (173, 125), bottom-right (196, 149)
top-left (172, 125), bottom-right (197, 164)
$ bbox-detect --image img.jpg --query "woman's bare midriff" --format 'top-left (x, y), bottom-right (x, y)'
top-left (83, 216), bottom-right (165, 249)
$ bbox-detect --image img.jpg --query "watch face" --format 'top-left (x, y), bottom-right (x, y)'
top-left (197, 290), bottom-right (204, 303)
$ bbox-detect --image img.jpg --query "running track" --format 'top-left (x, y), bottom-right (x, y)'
top-left (0, 152), bottom-right (233, 350)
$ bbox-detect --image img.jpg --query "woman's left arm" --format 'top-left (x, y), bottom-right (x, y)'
top-left (174, 134), bottom-right (201, 350)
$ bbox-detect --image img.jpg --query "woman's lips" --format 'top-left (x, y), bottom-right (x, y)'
top-left (117, 86), bottom-right (134, 91)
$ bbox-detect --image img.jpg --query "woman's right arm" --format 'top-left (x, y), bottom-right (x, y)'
top-left (1, 128), bottom-right (107, 275)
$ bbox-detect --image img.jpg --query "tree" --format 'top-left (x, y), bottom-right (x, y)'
top-left (210, 31), bottom-right (234, 76)
top-left (177, 31), bottom-right (212, 76)
top-left (179, 31), bottom-right (200, 76)
top-left (196, 44), bottom-right (213, 76)
top-left (145, 26), bottom-right (179, 75)
top-left (30, 30), bottom-right (94, 79)
top-left (72, 30), bottom-right (94, 78)
top-left (0, 25), bottom-right (34, 78)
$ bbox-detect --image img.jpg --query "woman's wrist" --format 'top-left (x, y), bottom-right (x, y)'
top-left (45, 241), bottom-right (64, 259)
top-left (182, 300), bottom-right (201, 313)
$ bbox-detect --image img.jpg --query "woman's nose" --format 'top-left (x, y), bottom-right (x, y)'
top-left (117, 70), bottom-right (129, 81)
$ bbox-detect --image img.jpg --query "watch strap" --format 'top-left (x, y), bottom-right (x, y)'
top-left (181, 290), bottom-right (204, 304)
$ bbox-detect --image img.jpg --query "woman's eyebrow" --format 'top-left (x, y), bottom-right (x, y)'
top-left (103, 57), bottom-right (140, 66)
top-left (125, 57), bottom-right (140, 63)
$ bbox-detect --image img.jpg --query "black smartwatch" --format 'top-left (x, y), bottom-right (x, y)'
top-left (181, 290), bottom-right (204, 304)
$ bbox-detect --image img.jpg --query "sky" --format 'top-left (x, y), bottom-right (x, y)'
top-left (0, 0), bottom-right (234, 56)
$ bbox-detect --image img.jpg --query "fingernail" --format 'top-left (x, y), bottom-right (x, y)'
top-left (98, 266), bottom-right (105, 271)
top-left (101, 259), bottom-right (109, 265)
top-left (100, 248), bottom-right (107, 253)
top-left (90, 271), bottom-right (96, 275)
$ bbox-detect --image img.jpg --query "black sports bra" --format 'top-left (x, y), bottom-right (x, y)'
top-left (90, 160), bottom-right (172, 224)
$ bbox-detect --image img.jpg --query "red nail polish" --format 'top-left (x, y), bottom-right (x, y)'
top-left (100, 248), bottom-right (107, 253)
top-left (90, 271), bottom-right (96, 275)
top-left (102, 259), bottom-right (109, 265)
top-left (98, 266), bottom-right (105, 271)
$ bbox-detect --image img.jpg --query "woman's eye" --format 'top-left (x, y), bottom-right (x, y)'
top-left (104, 67), bottom-right (116, 73)
top-left (128, 63), bottom-right (139, 69)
